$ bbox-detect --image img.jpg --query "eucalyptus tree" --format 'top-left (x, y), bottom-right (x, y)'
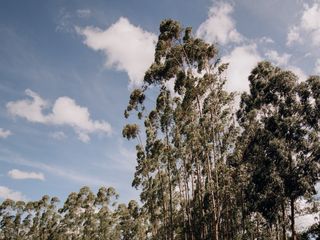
top-left (0, 199), bottom-right (18, 240)
top-left (0, 186), bottom-right (146, 240)
top-left (94, 186), bottom-right (120, 240)
top-left (124, 19), bottom-right (238, 240)
top-left (116, 200), bottom-right (148, 240)
top-left (237, 61), bottom-right (320, 239)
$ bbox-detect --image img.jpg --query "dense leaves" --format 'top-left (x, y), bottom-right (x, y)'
top-left (0, 187), bottom-right (147, 240)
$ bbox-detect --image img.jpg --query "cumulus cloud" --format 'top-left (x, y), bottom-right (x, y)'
top-left (196, 2), bottom-right (243, 45)
top-left (0, 186), bottom-right (26, 201)
top-left (77, 17), bottom-right (157, 87)
top-left (7, 89), bottom-right (48, 123)
top-left (222, 44), bottom-right (261, 92)
top-left (8, 169), bottom-right (45, 181)
top-left (287, 3), bottom-right (320, 46)
top-left (0, 128), bottom-right (11, 138)
top-left (6, 89), bottom-right (112, 142)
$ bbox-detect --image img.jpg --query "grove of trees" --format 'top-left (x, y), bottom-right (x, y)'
top-left (1, 19), bottom-right (320, 240)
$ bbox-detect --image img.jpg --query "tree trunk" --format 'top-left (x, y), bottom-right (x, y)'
top-left (282, 202), bottom-right (287, 240)
top-left (290, 198), bottom-right (296, 240)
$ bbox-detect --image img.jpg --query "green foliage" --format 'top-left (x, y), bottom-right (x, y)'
top-left (238, 61), bottom-right (320, 239)
top-left (124, 18), bottom-right (242, 240)
top-left (0, 187), bottom-right (147, 240)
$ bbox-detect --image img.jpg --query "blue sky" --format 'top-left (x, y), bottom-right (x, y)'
top-left (0, 0), bottom-right (319, 204)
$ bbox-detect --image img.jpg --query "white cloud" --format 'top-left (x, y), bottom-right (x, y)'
top-left (7, 89), bottom-right (48, 123)
top-left (265, 49), bottom-right (307, 81)
top-left (0, 186), bottom-right (26, 201)
top-left (301, 3), bottom-right (320, 31)
top-left (287, 3), bottom-right (320, 46)
top-left (0, 128), bottom-right (11, 138)
top-left (196, 2), bottom-right (243, 45)
top-left (222, 44), bottom-right (261, 92)
top-left (77, 17), bottom-right (157, 87)
top-left (315, 59), bottom-right (320, 74)
top-left (265, 50), bottom-right (291, 66)
top-left (287, 26), bottom-right (302, 46)
top-left (287, 65), bottom-right (307, 81)
top-left (7, 89), bottom-right (112, 142)
top-left (8, 169), bottom-right (45, 181)
top-left (50, 131), bottom-right (67, 140)
top-left (77, 9), bottom-right (91, 18)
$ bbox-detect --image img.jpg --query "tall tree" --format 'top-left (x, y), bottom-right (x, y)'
top-left (237, 61), bottom-right (320, 239)
top-left (124, 19), bottom-right (238, 240)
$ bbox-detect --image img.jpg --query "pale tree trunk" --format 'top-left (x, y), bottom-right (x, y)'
top-left (290, 198), bottom-right (296, 240)
top-left (282, 202), bottom-right (287, 240)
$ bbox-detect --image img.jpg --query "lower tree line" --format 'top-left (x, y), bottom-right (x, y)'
top-left (0, 186), bottom-right (147, 240)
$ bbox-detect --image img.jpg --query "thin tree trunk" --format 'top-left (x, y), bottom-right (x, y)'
top-left (282, 202), bottom-right (287, 240)
top-left (290, 198), bottom-right (296, 240)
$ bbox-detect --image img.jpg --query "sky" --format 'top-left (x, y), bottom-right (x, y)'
top-left (0, 0), bottom-right (320, 208)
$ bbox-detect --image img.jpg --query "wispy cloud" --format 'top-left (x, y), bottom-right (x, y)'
top-left (265, 50), bottom-right (291, 66)
top-left (56, 8), bottom-right (73, 33)
top-left (0, 148), bottom-right (112, 186)
top-left (0, 128), bottom-right (11, 138)
top-left (50, 131), bottom-right (67, 140)
top-left (0, 186), bottom-right (26, 201)
top-left (77, 9), bottom-right (91, 18)
top-left (315, 59), bottom-right (320, 74)
top-left (265, 49), bottom-right (307, 80)
top-left (8, 169), bottom-right (45, 181)
top-left (7, 89), bottom-right (112, 142)
top-left (92, 139), bottom-right (136, 172)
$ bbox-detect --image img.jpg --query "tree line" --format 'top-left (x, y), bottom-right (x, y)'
top-left (1, 19), bottom-right (320, 239)
top-left (0, 186), bottom-right (147, 240)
